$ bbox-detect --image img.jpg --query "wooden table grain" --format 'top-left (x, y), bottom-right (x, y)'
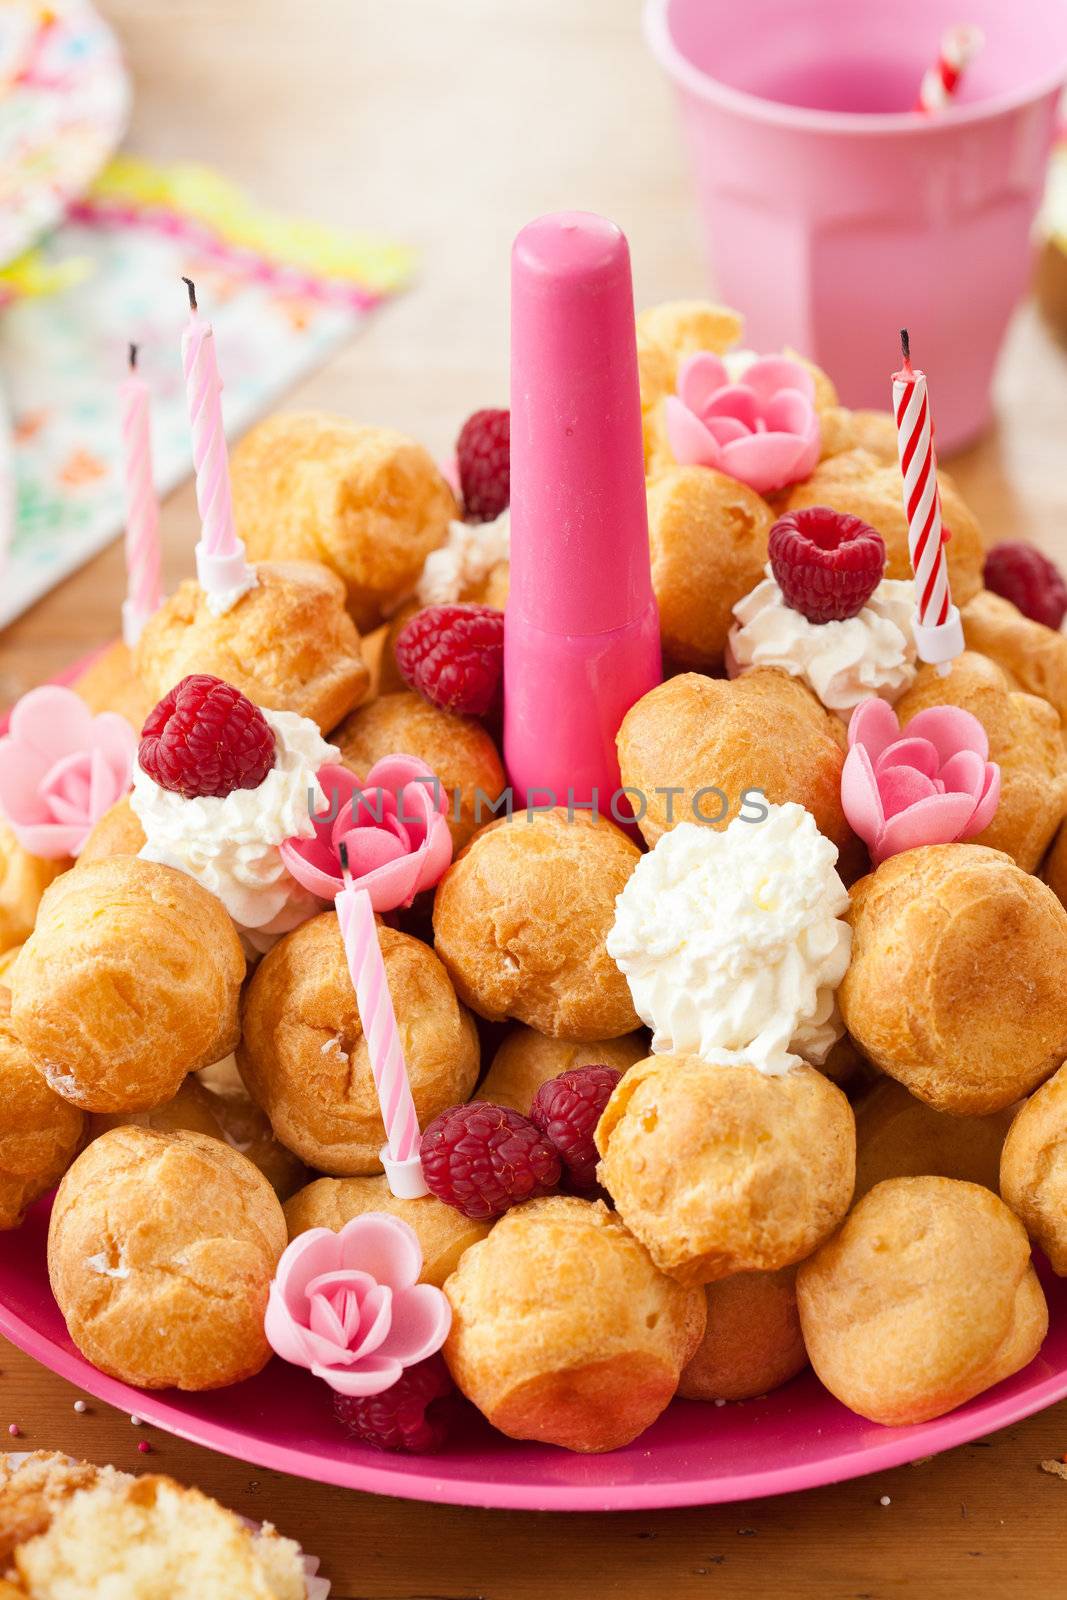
top-left (3, 3), bottom-right (1067, 1594)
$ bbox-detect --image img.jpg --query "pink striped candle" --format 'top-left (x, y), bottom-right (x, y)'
top-left (180, 277), bottom-right (257, 613)
top-left (336, 845), bottom-right (428, 1199)
top-left (120, 343), bottom-right (162, 647)
top-left (892, 330), bottom-right (964, 677)
top-left (915, 25), bottom-right (985, 115)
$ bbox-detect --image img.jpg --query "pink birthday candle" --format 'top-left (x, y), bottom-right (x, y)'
top-left (120, 343), bottom-right (162, 647)
top-left (180, 277), bottom-right (257, 612)
top-left (335, 843), bottom-right (428, 1199)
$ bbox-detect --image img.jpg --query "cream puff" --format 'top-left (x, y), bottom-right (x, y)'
top-left (797, 1176), bottom-right (1048, 1425)
top-left (71, 640), bottom-right (154, 732)
top-left (88, 1074), bottom-right (222, 1144)
top-left (479, 1025), bottom-right (647, 1114)
top-left (842, 409), bottom-right (899, 465)
top-left (0, 988), bottom-right (83, 1230)
top-left (196, 1055), bottom-right (309, 1202)
top-left (444, 1195), bottom-right (706, 1453)
top-left (76, 797), bottom-right (146, 866)
top-left (784, 448), bottom-right (984, 606)
top-left (134, 560), bottom-right (369, 733)
top-left (893, 651), bottom-right (1067, 871)
top-left (646, 466), bottom-right (775, 670)
top-left (433, 809), bottom-right (641, 1040)
top-left (962, 587), bottom-right (1067, 729)
top-left (238, 911), bottom-right (479, 1174)
top-left (48, 1126), bottom-right (287, 1389)
top-left (332, 689), bottom-right (506, 852)
top-left (596, 1057), bottom-right (855, 1284)
top-left (616, 669), bottom-right (860, 873)
top-left (841, 844), bottom-right (1067, 1113)
top-left (283, 1172), bottom-right (490, 1288)
top-left (0, 821), bottom-right (66, 955)
top-left (853, 1077), bottom-right (1014, 1201)
top-left (8, 856), bottom-right (245, 1113)
top-left (1000, 1061), bottom-right (1067, 1273)
top-left (678, 1266), bottom-right (807, 1403)
top-left (229, 411), bottom-right (455, 631)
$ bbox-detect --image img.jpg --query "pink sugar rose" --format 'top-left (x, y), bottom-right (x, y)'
top-left (0, 685), bottom-right (137, 859)
top-left (265, 1213), bottom-right (452, 1398)
top-left (280, 755), bottom-right (452, 912)
top-left (842, 697), bottom-right (1001, 867)
top-left (664, 352), bottom-right (822, 496)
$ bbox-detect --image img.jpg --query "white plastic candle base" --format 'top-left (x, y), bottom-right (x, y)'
top-left (195, 540), bottom-right (258, 617)
top-left (381, 1147), bottom-right (429, 1200)
top-left (121, 598), bottom-right (154, 650)
top-left (912, 606), bottom-right (965, 677)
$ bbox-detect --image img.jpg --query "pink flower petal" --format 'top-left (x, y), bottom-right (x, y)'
top-left (279, 835), bottom-right (342, 899)
top-left (313, 1356), bottom-right (403, 1397)
top-left (841, 743), bottom-right (885, 848)
top-left (337, 1213), bottom-right (424, 1294)
top-left (848, 697), bottom-right (902, 759)
top-left (719, 430), bottom-right (813, 497)
top-left (965, 763), bottom-right (1001, 837)
top-left (739, 356), bottom-right (816, 408)
top-left (703, 415), bottom-right (752, 447)
top-left (676, 351), bottom-right (730, 414)
top-left (875, 737), bottom-right (941, 781)
top-left (664, 395), bottom-right (722, 470)
top-left (874, 792), bottom-right (979, 863)
top-left (375, 1283), bottom-right (453, 1367)
top-left (272, 1227), bottom-right (342, 1313)
top-left (7, 686), bottom-right (95, 766)
top-left (762, 389), bottom-right (815, 435)
top-left (265, 1283), bottom-right (319, 1367)
top-left (413, 814), bottom-right (453, 895)
top-left (365, 755), bottom-right (445, 811)
top-left (939, 749), bottom-right (987, 802)
top-left (879, 766), bottom-right (938, 819)
top-left (903, 706), bottom-right (989, 763)
top-left (702, 384), bottom-right (761, 431)
top-left (308, 1288), bottom-right (352, 1348)
top-left (335, 826), bottom-right (407, 877)
top-left (356, 854), bottom-right (424, 913)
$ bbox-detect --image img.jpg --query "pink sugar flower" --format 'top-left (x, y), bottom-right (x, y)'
top-left (0, 685), bottom-right (137, 859)
top-left (664, 352), bottom-right (821, 496)
top-left (842, 697), bottom-right (1001, 866)
top-left (265, 1213), bottom-right (452, 1397)
top-left (280, 755), bottom-right (452, 912)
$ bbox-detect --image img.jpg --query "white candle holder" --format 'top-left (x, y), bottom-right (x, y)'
top-left (195, 537), bottom-right (258, 617)
top-left (912, 605), bottom-right (965, 679)
top-left (380, 1145), bottom-right (429, 1200)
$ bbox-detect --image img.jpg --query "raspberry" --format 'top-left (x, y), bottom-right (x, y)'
top-left (394, 604), bottom-right (503, 717)
top-left (529, 1065), bottom-right (623, 1190)
top-left (984, 542), bottom-right (1067, 631)
top-left (768, 507), bottom-right (886, 624)
top-left (333, 1355), bottom-right (456, 1454)
top-left (420, 1101), bottom-right (561, 1220)
top-left (456, 408), bottom-right (509, 522)
top-left (139, 675), bottom-right (276, 799)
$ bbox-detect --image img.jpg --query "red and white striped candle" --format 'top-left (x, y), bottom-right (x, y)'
top-left (180, 277), bottom-right (257, 613)
top-left (915, 24), bottom-right (985, 115)
top-left (119, 343), bottom-right (162, 647)
top-left (892, 330), bottom-right (964, 676)
top-left (336, 845), bottom-right (428, 1198)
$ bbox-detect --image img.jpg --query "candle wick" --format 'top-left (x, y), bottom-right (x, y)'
top-left (128, 342), bottom-right (138, 371)
top-left (899, 327), bottom-right (913, 376)
top-left (338, 839), bottom-right (354, 891)
top-left (182, 276), bottom-right (198, 313)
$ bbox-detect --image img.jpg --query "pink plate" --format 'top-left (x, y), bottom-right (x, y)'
top-left (3, 1194), bottom-right (1067, 1510)
top-left (4, 664), bottom-right (1067, 1509)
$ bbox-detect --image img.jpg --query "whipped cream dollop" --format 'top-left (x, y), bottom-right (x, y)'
top-left (415, 509), bottom-right (510, 606)
top-left (728, 567), bottom-right (917, 718)
top-left (607, 802), bottom-right (851, 1075)
top-left (132, 706), bottom-right (336, 950)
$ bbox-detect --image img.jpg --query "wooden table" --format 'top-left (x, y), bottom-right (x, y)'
top-left (3, 3), bottom-right (1067, 1593)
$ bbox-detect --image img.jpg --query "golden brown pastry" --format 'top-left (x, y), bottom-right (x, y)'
top-left (196, 1055), bottom-right (309, 1202)
top-left (134, 560), bottom-right (369, 732)
top-left (1000, 1061), bottom-right (1067, 1273)
top-left (797, 1176), bottom-right (1048, 1426)
top-left (0, 822), bottom-right (66, 955)
top-left (71, 639), bottom-right (154, 731)
top-left (332, 690), bottom-right (506, 852)
top-left (88, 1073), bottom-right (223, 1143)
top-left (76, 797), bottom-right (146, 865)
top-left (284, 1173), bottom-right (490, 1288)
top-left (0, 1452), bottom-right (122, 1564)
top-left (1046, 815), bottom-right (1067, 909)
top-left (48, 1126), bottom-right (286, 1390)
top-left (8, 857), bottom-right (245, 1114)
top-left (0, 988), bottom-right (83, 1230)
top-left (962, 587), bottom-right (1067, 728)
top-left (636, 300), bottom-right (744, 367)
top-left (853, 1077), bottom-right (1014, 1201)
top-left (479, 1025), bottom-right (647, 1114)
top-left (596, 1057), bottom-right (855, 1284)
top-left (843, 409), bottom-right (899, 465)
top-left (646, 466), bottom-right (774, 670)
top-left (444, 1195), bottom-right (705, 1452)
top-left (230, 412), bottom-right (455, 631)
top-left (433, 809), bottom-right (641, 1040)
top-left (841, 844), bottom-right (1067, 1114)
top-left (678, 1266), bottom-right (807, 1402)
top-left (8, 1467), bottom-right (306, 1599)
top-left (0, 944), bottom-right (21, 984)
top-left (616, 669), bottom-right (858, 871)
top-left (238, 911), bottom-right (478, 1174)
top-left (894, 652), bottom-right (1067, 871)
top-left (784, 448), bottom-right (984, 606)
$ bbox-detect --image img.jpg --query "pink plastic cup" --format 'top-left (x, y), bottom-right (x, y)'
top-left (645, 0), bottom-right (1067, 450)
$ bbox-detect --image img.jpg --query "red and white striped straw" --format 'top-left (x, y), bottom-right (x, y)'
top-left (915, 24), bottom-right (985, 114)
top-left (891, 330), bottom-right (964, 676)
